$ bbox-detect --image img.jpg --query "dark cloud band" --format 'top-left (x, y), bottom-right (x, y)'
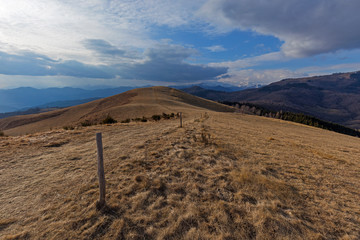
top-left (0, 43), bottom-right (228, 82)
top-left (0, 51), bottom-right (114, 79)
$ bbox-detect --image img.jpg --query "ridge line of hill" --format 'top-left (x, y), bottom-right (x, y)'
top-left (0, 86), bottom-right (234, 136)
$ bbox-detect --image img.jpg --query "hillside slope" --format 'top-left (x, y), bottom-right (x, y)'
top-left (182, 86), bottom-right (229, 101)
top-left (183, 71), bottom-right (360, 129)
top-left (1, 112), bottom-right (359, 239)
top-left (0, 87), bottom-right (234, 136)
top-left (226, 71), bottom-right (360, 129)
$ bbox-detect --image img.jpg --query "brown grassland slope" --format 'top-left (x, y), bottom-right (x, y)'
top-left (0, 87), bottom-right (233, 136)
top-left (1, 109), bottom-right (360, 239)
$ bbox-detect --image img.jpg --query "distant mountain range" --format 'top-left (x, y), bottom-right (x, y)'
top-left (0, 98), bottom-right (101, 119)
top-left (0, 86), bottom-right (135, 113)
top-left (2, 71), bottom-right (360, 129)
top-left (182, 71), bottom-right (360, 129)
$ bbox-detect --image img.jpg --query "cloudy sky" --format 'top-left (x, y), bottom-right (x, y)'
top-left (1, 0), bottom-right (360, 89)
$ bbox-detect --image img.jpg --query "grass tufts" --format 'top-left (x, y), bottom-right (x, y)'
top-left (121, 118), bottom-right (131, 123)
top-left (151, 115), bottom-right (161, 121)
top-left (80, 120), bottom-right (93, 127)
top-left (102, 115), bottom-right (117, 124)
top-left (63, 126), bottom-right (75, 130)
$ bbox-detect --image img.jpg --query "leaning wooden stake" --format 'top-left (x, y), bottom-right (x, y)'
top-left (179, 112), bottom-right (183, 128)
top-left (96, 132), bottom-right (106, 208)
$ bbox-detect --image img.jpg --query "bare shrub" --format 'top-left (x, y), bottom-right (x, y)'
top-left (80, 120), bottom-right (93, 127)
top-left (121, 118), bottom-right (130, 123)
top-left (102, 115), bottom-right (117, 124)
top-left (63, 126), bottom-right (75, 130)
top-left (152, 115), bottom-right (161, 121)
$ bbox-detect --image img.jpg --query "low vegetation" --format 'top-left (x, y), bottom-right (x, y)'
top-left (120, 118), bottom-right (131, 123)
top-left (132, 117), bottom-right (148, 122)
top-left (102, 115), bottom-right (117, 124)
top-left (63, 126), bottom-right (75, 130)
top-left (78, 113), bottom-right (175, 127)
top-left (121, 113), bottom-right (176, 124)
top-left (162, 112), bottom-right (175, 119)
top-left (80, 120), bottom-right (93, 127)
top-left (151, 114), bottom-right (161, 121)
top-left (222, 101), bottom-right (360, 137)
top-left (0, 130), bottom-right (5, 137)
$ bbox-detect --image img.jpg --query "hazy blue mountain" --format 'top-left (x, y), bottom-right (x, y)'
top-left (0, 97), bottom-right (103, 119)
top-left (34, 97), bottom-right (101, 109)
top-left (0, 86), bottom-right (135, 113)
top-left (0, 104), bottom-right (18, 113)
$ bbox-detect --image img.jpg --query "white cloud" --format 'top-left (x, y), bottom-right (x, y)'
top-left (209, 52), bottom-right (286, 69)
top-left (0, 0), bottom-right (205, 64)
top-left (199, 0), bottom-right (360, 57)
top-left (2, 0), bottom-right (359, 63)
top-left (218, 62), bottom-right (360, 87)
top-left (102, 0), bottom-right (205, 27)
top-left (298, 63), bottom-right (360, 76)
top-left (219, 69), bottom-right (307, 86)
top-left (0, 1), bottom-right (229, 84)
top-left (205, 45), bottom-right (226, 52)
top-left (0, 0), bottom-right (115, 62)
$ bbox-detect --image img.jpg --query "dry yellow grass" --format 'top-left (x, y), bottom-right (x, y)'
top-left (0, 87), bottom-right (233, 136)
top-left (1, 110), bottom-right (359, 239)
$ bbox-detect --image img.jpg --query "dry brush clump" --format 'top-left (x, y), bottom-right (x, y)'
top-left (80, 119), bottom-right (95, 127)
top-left (132, 117), bottom-right (148, 122)
top-left (101, 115), bottom-right (117, 124)
top-left (119, 113), bottom-right (176, 124)
top-left (63, 125), bottom-right (75, 130)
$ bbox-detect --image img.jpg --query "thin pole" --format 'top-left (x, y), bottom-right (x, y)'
top-left (179, 112), bottom-right (183, 128)
top-left (96, 132), bottom-right (106, 208)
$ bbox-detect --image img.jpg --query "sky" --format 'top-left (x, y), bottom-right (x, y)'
top-left (1, 0), bottom-right (360, 89)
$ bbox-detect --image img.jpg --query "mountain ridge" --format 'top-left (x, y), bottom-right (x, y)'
top-left (182, 71), bottom-right (360, 129)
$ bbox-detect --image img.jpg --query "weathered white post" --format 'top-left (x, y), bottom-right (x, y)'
top-left (96, 132), bottom-right (106, 208)
top-left (179, 112), bottom-right (183, 128)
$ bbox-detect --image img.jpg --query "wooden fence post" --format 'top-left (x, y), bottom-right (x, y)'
top-left (96, 132), bottom-right (106, 208)
top-left (179, 112), bottom-right (183, 128)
